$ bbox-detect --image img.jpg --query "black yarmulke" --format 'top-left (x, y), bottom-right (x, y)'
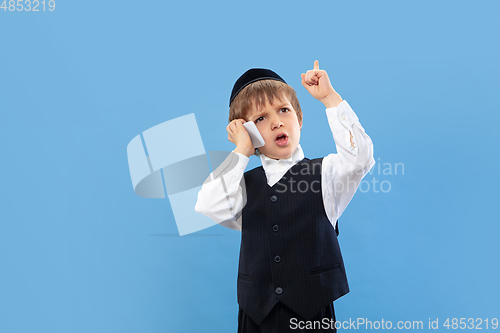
top-left (229, 68), bottom-right (286, 107)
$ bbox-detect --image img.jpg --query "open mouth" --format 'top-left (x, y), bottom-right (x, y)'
top-left (275, 133), bottom-right (289, 146)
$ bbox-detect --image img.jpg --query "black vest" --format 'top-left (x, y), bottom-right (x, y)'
top-left (238, 158), bottom-right (349, 325)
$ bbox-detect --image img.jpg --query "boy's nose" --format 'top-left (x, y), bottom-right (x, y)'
top-left (270, 117), bottom-right (284, 130)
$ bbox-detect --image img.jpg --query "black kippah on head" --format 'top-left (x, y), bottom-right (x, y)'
top-left (229, 68), bottom-right (286, 107)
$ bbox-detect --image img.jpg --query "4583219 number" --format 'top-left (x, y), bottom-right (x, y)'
top-left (1, 0), bottom-right (55, 11)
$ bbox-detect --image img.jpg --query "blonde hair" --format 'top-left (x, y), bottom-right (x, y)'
top-left (229, 80), bottom-right (302, 123)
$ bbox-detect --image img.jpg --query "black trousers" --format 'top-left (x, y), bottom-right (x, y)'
top-left (238, 302), bottom-right (336, 333)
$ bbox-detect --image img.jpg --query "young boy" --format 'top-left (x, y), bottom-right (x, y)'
top-left (196, 61), bottom-right (374, 332)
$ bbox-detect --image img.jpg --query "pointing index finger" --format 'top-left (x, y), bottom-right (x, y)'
top-left (314, 60), bottom-right (319, 70)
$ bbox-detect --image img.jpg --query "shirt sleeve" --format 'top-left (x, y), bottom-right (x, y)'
top-left (321, 100), bottom-right (375, 228)
top-left (194, 151), bottom-right (249, 231)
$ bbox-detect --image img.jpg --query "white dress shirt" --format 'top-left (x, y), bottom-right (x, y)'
top-left (195, 100), bottom-right (375, 231)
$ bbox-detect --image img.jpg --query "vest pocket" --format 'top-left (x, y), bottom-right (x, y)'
top-left (238, 273), bottom-right (253, 281)
top-left (309, 263), bottom-right (341, 275)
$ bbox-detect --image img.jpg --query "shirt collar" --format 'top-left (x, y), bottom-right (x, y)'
top-left (259, 144), bottom-right (305, 185)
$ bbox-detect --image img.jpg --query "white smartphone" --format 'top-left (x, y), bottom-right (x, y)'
top-left (242, 121), bottom-right (265, 148)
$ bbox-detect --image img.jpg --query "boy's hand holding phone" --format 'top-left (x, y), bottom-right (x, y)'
top-left (227, 119), bottom-right (255, 157)
top-left (301, 60), bottom-right (343, 108)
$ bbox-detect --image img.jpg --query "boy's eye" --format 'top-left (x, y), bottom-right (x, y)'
top-left (255, 116), bottom-right (265, 123)
top-left (280, 108), bottom-right (290, 113)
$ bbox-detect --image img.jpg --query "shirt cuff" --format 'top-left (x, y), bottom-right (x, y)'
top-left (325, 100), bottom-right (359, 126)
top-left (234, 152), bottom-right (250, 170)
top-left (204, 152), bottom-right (249, 192)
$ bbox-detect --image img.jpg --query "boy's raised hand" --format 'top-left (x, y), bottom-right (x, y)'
top-left (301, 60), bottom-right (343, 108)
top-left (227, 119), bottom-right (254, 157)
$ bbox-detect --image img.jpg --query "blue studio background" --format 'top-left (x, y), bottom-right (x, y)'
top-left (1, 1), bottom-right (499, 332)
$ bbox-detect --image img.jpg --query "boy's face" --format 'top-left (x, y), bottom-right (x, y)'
top-left (245, 95), bottom-right (302, 160)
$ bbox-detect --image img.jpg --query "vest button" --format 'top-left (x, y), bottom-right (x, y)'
top-left (270, 195), bottom-right (278, 203)
top-left (272, 224), bottom-right (279, 232)
top-left (275, 287), bottom-right (283, 295)
top-left (274, 255), bottom-right (281, 263)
